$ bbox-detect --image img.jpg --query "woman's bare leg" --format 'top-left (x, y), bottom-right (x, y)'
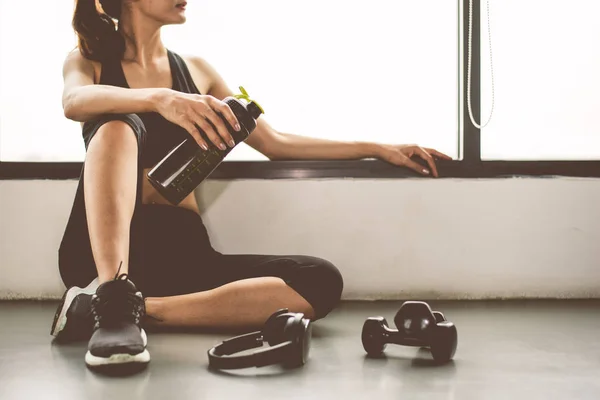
top-left (144, 277), bottom-right (316, 330)
top-left (84, 121), bottom-right (138, 283)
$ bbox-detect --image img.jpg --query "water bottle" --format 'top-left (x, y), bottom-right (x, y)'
top-left (147, 86), bottom-right (264, 205)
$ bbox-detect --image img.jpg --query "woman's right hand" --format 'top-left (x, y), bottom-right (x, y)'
top-left (153, 89), bottom-right (241, 151)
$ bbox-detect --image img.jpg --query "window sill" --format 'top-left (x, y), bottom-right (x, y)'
top-left (1, 159), bottom-right (600, 180)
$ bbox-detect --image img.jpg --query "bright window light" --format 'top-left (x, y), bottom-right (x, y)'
top-left (479, 0), bottom-right (600, 160)
top-left (0, 0), bottom-right (458, 162)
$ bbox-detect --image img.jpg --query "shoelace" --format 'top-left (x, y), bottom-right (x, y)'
top-left (92, 287), bottom-right (145, 327)
top-left (91, 264), bottom-right (145, 328)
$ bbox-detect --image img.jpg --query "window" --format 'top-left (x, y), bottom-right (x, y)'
top-left (478, 0), bottom-right (600, 160)
top-left (0, 0), bottom-right (80, 162)
top-left (0, 0), bottom-right (458, 162)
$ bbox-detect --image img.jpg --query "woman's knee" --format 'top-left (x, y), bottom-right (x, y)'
top-left (315, 257), bottom-right (344, 301)
top-left (84, 114), bottom-right (146, 155)
top-left (291, 256), bottom-right (344, 320)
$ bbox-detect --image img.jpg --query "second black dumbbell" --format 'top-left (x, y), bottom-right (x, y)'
top-left (361, 301), bottom-right (457, 363)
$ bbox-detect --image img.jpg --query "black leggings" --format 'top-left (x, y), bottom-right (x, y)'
top-left (58, 114), bottom-right (344, 320)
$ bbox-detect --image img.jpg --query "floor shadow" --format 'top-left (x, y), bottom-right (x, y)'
top-left (362, 347), bottom-right (458, 370)
top-left (50, 340), bottom-right (154, 380)
top-left (207, 363), bottom-right (307, 379)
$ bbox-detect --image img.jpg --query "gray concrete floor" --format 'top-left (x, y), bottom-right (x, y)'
top-left (1, 300), bottom-right (599, 400)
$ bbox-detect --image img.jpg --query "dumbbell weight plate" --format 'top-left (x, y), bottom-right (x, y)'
top-left (429, 322), bottom-right (458, 363)
top-left (361, 317), bottom-right (389, 356)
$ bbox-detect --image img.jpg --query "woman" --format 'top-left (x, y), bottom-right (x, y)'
top-left (51, 0), bottom-right (450, 372)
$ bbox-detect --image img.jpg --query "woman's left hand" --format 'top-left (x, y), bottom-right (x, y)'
top-left (375, 144), bottom-right (452, 177)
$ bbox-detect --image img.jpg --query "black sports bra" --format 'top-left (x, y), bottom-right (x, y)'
top-left (98, 49), bottom-right (202, 169)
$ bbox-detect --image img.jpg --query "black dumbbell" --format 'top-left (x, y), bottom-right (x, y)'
top-left (361, 301), bottom-right (457, 363)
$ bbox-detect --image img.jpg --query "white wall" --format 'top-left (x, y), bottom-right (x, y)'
top-left (1, 177), bottom-right (599, 300)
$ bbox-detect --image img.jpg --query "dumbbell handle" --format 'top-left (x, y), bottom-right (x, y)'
top-left (381, 326), bottom-right (429, 348)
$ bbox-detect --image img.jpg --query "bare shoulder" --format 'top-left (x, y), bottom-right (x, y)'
top-left (179, 54), bottom-right (215, 96)
top-left (63, 49), bottom-right (101, 84)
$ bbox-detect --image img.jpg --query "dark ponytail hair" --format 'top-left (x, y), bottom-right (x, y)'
top-left (73, 0), bottom-right (125, 61)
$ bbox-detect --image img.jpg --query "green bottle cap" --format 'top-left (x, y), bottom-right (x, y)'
top-left (233, 86), bottom-right (265, 114)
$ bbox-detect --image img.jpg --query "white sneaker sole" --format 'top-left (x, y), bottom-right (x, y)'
top-left (85, 329), bottom-right (150, 367)
top-left (51, 278), bottom-right (99, 338)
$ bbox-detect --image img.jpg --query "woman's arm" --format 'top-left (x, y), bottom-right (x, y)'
top-left (62, 50), bottom-right (162, 122)
top-left (253, 121), bottom-right (450, 177)
top-left (260, 129), bottom-right (380, 161)
top-left (194, 56), bottom-right (451, 176)
top-left (61, 50), bottom-right (241, 151)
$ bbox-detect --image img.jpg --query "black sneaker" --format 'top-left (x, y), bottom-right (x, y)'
top-left (84, 270), bottom-right (149, 374)
top-left (51, 278), bottom-right (98, 342)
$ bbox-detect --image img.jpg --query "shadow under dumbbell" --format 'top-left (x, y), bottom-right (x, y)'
top-left (362, 347), bottom-right (457, 369)
top-left (410, 348), bottom-right (457, 368)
